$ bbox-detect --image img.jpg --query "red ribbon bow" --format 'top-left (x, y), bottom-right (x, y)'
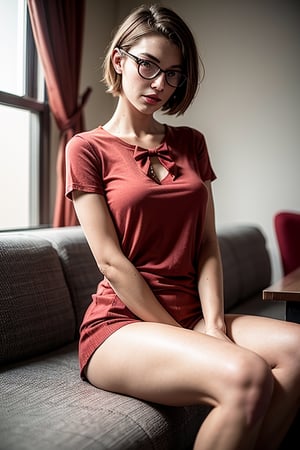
top-left (133, 145), bottom-right (177, 179)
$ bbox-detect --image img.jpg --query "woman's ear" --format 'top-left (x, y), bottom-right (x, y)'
top-left (112, 48), bottom-right (122, 74)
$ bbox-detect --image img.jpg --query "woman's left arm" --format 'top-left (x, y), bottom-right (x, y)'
top-left (197, 181), bottom-right (229, 340)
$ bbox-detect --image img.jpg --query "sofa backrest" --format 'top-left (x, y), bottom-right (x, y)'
top-left (23, 227), bottom-right (103, 332)
top-left (0, 234), bottom-right (76, 365)
top-left (218, 225), bottom-right (271, 311)
top-left (0, 224), bottom-right (271, 365)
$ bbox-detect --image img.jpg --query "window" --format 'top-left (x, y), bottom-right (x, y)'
top-left (0, 0), bottom-right (49, 230)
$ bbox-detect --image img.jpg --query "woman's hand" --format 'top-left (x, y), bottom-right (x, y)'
top-left (205, 326), bottom-right (232, 343)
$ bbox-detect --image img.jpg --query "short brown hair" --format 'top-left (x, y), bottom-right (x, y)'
top-left (102, 4), bottom-right (204, 116)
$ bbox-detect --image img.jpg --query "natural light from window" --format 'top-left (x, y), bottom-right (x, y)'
top-left (0, 106), bottom-right (31, 228)
top-left (0, 0), bottom-right (42, 230)
top-left (0, 0), bottom-right (26, 96)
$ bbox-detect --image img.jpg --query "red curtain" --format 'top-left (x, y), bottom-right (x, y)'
top-left (28, 0), bottom-right (91, 226)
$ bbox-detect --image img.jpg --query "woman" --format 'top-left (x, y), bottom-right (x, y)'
top-left (65, 4), bottom-right (300, 449)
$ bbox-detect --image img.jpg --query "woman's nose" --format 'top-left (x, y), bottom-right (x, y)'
top-left (151, 72), bottom-right (166, 90)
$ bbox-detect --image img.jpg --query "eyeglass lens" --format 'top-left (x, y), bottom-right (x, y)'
top-left (138, 60), bottom-right (184, 87)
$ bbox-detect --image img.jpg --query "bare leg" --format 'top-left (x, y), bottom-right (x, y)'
top-left (219, 315), bottom-right (300, 450)
top-left (86, 322), bottom-right (274, 450)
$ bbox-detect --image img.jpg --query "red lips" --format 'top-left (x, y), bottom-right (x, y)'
top-left (143, 95), bottom-right (161, 105)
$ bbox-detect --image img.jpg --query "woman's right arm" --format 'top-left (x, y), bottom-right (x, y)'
top-left (72, 190), bottom-right (181, 327)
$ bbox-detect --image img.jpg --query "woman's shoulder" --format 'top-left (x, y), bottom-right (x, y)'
top-left (69, 126), bottom-right (107, 145)
top-left (66, 126), bottom-right (120, 156)
top-left (165, 124), bottom-right (205, 142)
top-left (165, 125), bottom-right (207, 153)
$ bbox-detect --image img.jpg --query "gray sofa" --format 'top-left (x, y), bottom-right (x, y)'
top-left (0, 225), bottom-right (285, 450)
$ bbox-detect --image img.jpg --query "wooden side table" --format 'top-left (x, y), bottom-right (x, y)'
top-left (262, 267), bottom-right (300, 323)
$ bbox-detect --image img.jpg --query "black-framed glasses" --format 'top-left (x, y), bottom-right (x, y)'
top-left (118, 48), bottom-right (187, 88)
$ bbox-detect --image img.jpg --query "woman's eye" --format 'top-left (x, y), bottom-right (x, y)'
top-left (167, 71), bottom-right (176, 78)
top-left (140, 60), bottom-right (152, 69)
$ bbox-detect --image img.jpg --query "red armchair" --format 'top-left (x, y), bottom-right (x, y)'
top-left (274, 211), bottom-right (300, 275)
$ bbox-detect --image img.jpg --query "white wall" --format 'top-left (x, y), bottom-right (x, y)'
top-left (82, 0), bottom-right (300, 282)
top-left (81, 0), bottom-right (117, 128)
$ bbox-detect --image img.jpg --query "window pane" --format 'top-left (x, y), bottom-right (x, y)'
top-left (0, 105), bottom-right (39, 229)
top-left (0, 0), bottom-right (26, 96)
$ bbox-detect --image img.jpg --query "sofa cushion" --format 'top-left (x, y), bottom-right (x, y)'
top-left (22, 227), bottom-right (102, 332)
top-left (0, 235), bottom-right (75, 364)
top-left (0, 343), bottom-right (210, 450)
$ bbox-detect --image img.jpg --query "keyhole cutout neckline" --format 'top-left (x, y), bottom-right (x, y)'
top-left (148, 156), bottom-right (168, 183)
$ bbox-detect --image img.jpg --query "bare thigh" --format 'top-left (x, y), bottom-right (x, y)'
top-left (223, 314), bottom-right (300, 369)
top-left (85, 321), bottom-right (266, 407)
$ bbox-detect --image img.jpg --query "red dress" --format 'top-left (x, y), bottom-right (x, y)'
top-left (65, 125), bottom-right (216, 376)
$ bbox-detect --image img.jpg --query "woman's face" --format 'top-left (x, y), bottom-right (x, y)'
top-left (113, 34), bottom-right (183, 115)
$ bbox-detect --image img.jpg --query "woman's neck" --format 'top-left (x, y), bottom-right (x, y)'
top-left (103, 100), bottom-right (165, 148)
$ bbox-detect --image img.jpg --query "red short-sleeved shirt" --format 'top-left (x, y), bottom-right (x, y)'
top-left (66, 124), bottom-right (216, 375)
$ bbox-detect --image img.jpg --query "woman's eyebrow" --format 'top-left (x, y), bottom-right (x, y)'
top-left (139, 52), bottom-right (183, 69)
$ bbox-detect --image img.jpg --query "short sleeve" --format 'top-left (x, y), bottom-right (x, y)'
top-left (194, 129), bottom-right (217, 182)
top-left (65, 134), bottom-right (104, 200)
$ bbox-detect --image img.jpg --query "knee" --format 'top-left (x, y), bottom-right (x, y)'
top-left (286, 326), bottom-right (300, 366)
top-left (281, 325), bottom-right (300, 386)
top-left (226, 352), bottom-right (273, 427)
